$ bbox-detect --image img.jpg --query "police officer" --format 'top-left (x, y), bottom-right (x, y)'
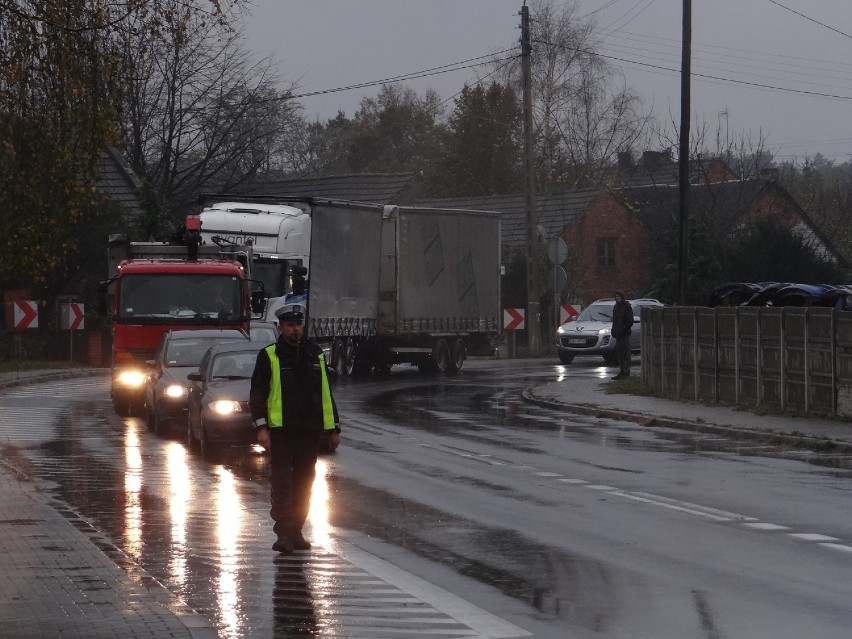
top-left (249, 303), bottom-right (340, 554)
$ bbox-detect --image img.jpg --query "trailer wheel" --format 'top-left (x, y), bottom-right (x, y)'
top-left (432, 339), bottom-right (450, 374)
top-left (332, 341), bottom-right (347, 377)
top-left (446, 339), bottom-right (466, 374)
top-left (344, 339), bottom-right (357, 377)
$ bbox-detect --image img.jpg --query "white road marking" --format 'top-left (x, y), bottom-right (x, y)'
top-left (743, 523), bottom-right (790, 531)
top-left (819, 543), bottom-right (852, 554)
top-left (335, 535), bottom-right (532, 638)
top-left (788, 533), bottom-right (840, 542)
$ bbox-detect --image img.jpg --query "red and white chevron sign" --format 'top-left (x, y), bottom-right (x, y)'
top-left (13, 300), bottom-right (38, 329)
top-left (503, 308), bottom-right (525, 330)
top-left (560, 304), bottom-right (581, 325)
top-left (63, 303), bottom-right (85, 331)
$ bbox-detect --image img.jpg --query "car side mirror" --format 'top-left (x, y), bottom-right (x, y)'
top-left (187, 372), bottom-right (203, 382)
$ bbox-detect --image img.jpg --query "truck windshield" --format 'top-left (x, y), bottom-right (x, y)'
top-left (118, 274), bottom-right (243, 324)
top-left (252, 258), bottom-right (291, 298)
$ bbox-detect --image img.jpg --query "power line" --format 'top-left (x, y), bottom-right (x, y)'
top-left (534, 38), bottom-right (852, 102)
top-left (288, 49), bottom-right (518, 100)
top-left (767, 0), bottom-right (852, 40)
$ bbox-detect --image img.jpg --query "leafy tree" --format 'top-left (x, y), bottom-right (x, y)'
top-left (0, 1), bottom-right (123, 309)
top-left (425, 82), bottom-right (523, 197)
top-left (778, 156), bottom-right (852, 267)
top-left (726, 217), bottom-right (843, 284)
top-left (0, 0), bottom-right (244, 325)
top-left (345, 84), bottom-right (445, 175)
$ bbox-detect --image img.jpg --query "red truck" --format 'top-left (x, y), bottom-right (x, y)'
top-left (105, 216), bottom-right (264, 415)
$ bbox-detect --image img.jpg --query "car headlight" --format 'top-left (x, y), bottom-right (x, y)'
top-left (116, 370), bottom-right (146, 388)
top-left (208, 400), bottom-right (242, 415)
top-left (164, 384), bottom-right (187, 398)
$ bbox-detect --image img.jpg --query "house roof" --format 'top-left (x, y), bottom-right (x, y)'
top-left (96, 147), bottom-right (144, 220)
top-left (413, 188), bottom-right (602, 249)
top-left (236, 173), bottom-right (421, 205)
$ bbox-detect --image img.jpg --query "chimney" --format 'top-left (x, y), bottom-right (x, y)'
top-left (617, 151), bottom-right (634, 170)
top-left (760, 167), bottom-right (779, 181)
top-left (642, 149), bottom-right (674, 170)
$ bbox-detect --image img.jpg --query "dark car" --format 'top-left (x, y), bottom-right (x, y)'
top-left (186, 342), bottom-right (262, 455)
top-left (249, 320), bottom-right (279, 344)
top-left (144, 329), bottom-right (250, 437)
top-left (187, 342), bottom-right (341, 456)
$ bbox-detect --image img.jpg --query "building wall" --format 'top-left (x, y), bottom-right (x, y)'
top-left (559, 192), bottom-right (653, 305)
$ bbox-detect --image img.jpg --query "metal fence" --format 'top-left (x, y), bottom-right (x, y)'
top-left (641, 306), bottom-right (852, 417)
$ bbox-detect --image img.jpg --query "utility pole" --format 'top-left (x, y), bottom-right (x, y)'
top-left (521, 3), bottom-right (541, 355)
top-left (677, 0), bottom-right (692, 305)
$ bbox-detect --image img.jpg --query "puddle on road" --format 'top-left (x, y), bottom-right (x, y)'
top-left (329, 477), bottom-right (612, 622)
top-left (363, 383), bottom-right (852, 474)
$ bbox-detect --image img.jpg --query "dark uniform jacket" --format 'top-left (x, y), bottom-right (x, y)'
top-left (249, 338), bottom-right (339, 431)
top-left (612, 299), bottom-right (634, 340)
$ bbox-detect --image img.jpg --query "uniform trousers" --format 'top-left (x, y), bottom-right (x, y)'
top-left (268, 428), bottom-right (320, 537)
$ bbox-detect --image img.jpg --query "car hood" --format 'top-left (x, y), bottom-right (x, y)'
top-left (162, 366), bottom-right (199, 385)
top-left (558, 320), bottom-right (611, 335)
top-left (203, 378), bottom-right (252, 401)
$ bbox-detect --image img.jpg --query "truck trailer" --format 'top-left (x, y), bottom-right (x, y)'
top-left (105, 216), bottom-right (264, 415)
top-left (197, 196), bottom-right (501, 376)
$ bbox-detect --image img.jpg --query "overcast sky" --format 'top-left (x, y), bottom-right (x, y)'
top-left (242, 0), bottom-right (852, 163)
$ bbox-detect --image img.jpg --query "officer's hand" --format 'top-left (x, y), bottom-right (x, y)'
top-left (256, 427), bottom-right (271, 450)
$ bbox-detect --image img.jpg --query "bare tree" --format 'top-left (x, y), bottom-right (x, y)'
top-left (495, 0), bottom-right (651, 189)
top-left (118, 0), bottom-right (304, 219)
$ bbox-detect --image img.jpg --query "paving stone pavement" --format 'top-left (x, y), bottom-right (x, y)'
top-left (0, 368), bottom-right (217, 639)
top-left (0, 458), bottom-right (217, 639)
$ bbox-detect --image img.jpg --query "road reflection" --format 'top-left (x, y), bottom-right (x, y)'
top-left (215, 465), bottom-right (243, 638)
top-left (166, 442), bottom-right (190, 591)
top-left (309, 458), bottom-right (333, 549)
top-left (123, 421), bottom-right (143, 559)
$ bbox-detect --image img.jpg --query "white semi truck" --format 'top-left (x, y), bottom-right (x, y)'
top-left (197, 196), bottom-right (501, 375)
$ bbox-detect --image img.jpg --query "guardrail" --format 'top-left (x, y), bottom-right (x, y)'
top-left (641, 306), bottom-right (852, 417)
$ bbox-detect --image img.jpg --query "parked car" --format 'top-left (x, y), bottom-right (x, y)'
top-left (186, 342), bottom-right (341, 456)
top-left (144, 329), bottom-right (250, 437)
top-left (555, 298), bottom-right (663, 365)
top-left (249, 320), bottom-right (279, 344)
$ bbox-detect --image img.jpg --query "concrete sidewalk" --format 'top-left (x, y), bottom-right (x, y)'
top-left (524, 371), bottom-right (852, 451)
top-left (0, 367), bottom-right (216, 638)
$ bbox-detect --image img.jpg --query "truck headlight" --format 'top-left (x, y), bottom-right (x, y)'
top-left (164, 384), bottom-right (187, 398)
top-left (116, 370), bottom-right (146, 388)
top-left (208, 400), bottom-right (242, 415)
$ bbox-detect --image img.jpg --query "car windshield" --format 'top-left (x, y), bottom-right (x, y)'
top-left (211, 351), bottom-right (258, 379)
top-left (165, 339), bottom-right (229, 367)
top-left (576, 304), bottom-right (613, 322)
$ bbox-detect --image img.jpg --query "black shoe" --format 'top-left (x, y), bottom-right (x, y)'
top-left (292, 533), bottom-right (311, 551)
top-left (272, 537), bottom-right (293, 554)
top-left (612, 373), bottom-right (625, 380)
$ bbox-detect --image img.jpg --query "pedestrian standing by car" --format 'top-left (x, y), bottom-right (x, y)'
top-left (249, 303), bottom-right (341, 554)
top-left (611, 291), bottom-right (634, 380)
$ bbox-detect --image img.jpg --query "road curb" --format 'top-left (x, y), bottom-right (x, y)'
top-left (0, 368), bottom-right (110, 390)
top-left (521, 388), bottom-right (852, 454)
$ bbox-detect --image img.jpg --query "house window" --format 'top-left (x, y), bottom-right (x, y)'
top-left (597, 238), bottom-right (617, 267)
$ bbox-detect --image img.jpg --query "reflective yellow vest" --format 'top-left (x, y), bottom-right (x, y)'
top-left (264, 344), bottom-right (336, 430)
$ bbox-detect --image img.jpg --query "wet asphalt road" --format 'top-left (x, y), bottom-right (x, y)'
top-left (2, 358), bottom-right (852, 638)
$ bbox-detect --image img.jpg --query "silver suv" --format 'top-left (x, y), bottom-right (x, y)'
top-left (555, 298), bottom-right (663, 365)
